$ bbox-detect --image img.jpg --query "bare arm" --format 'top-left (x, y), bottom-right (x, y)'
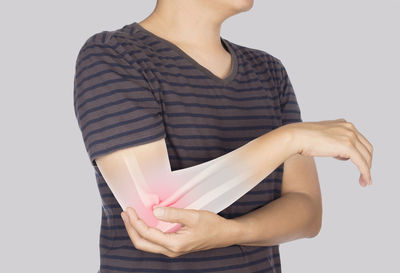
top-left (97, 118), bottom-right (372, 238)
top-left (96, 124), bottom-right (296, 233)
top-left (228, 153), bottom-right (323, 246)
top-left (219, 119), bottom-right (372, 246)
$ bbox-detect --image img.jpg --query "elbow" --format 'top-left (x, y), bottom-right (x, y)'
top-left (306, 219), bottom-right (322, 238)
top-left (306, 204), bottom-right (323, 238)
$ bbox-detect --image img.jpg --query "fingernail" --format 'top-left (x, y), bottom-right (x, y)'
top-left (153, 207), bottom-right (164, 217)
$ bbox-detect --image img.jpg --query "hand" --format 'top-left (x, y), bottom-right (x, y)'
top-left (286, 118), bottom-right (373, 187)
top-left (120, 206), bottom-right (236, 258)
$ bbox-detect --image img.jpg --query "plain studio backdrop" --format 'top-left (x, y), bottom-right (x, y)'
top-left (1, 0), bottom-right (399, 272)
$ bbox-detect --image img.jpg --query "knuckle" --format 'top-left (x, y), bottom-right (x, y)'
top-left (167, 252), bottom-right (180, 258)
top-left (171, 243), bottom-right (184, 253)
top-left (164, 241), bottom-right (177, 252)
top-left (134, 240), bottom-right (145, 250)
top-left (166, 241), bottom-right (179, 252)
top-left (176, 241), bottom-right (189, 253)
top-left (344, 128), bottom-right (357, 140)
top-left (164, 251), bottom-right (174, 258)
top-left (132, 242), bottom-right (139, 249)
top-left (350, 130), bottom-right (357, 139)
top-left (346, 121), bottom-right (355, 129)
top-left (344, 136), bottom-right (354, 147)
top-left (169, 245), bottom-right (180, 253)
top-left (190, 211), bottom-right (201, 224)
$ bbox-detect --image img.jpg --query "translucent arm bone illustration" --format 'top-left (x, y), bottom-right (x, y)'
top-left (96, 127), bottom-right (294, 233)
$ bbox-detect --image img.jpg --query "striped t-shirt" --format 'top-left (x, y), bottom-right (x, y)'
top-left (73, 21), bottom-right (302, 273)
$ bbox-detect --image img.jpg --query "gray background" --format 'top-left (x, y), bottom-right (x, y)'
top-left (1, 0), bottom-right (399, 272)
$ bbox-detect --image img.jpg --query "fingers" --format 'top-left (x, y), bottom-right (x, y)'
top-left (343, 120), bottom-right (372, 153)
top-left (342, 120), bottom-right (373, 169)
top-left (352, 138), bottom-right (372, 186)
top-left (334, 119), bottom-right (373, 186)
top-left (121, 209), bottom-right (179, 257)
top-left (343, 127), bottom-right (372, 169)
top-left (338, 119), bottom-right (373, 154)
top-left (344, 137), bottom-right (372, 186)
top-left (127, 207), bottom-right (187, 253)
top-left (353, 131), bottom-right (372, 169)
top-left (349, 148), bottom-right (371, 186)
top-left (353, 129), bottom-right (373, 161)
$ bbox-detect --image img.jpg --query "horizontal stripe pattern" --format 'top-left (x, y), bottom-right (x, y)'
top-left (73, 21), bottom-right (302, 273)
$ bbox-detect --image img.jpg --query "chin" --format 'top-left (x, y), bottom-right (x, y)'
top-left (232, 0), bottom-right (254, 12)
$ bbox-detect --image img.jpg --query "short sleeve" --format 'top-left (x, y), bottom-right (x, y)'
top-left (73, 34), bottom-right (166, 167)
top-left (276, 59), bottom-right (303, 125)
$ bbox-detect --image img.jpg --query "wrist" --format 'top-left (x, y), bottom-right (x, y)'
top-left (221, 218), bottom-right (245, 247)
top-left (279, 123), bottom-right (302, 156)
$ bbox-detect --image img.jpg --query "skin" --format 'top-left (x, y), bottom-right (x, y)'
top-left (136, 0), bottom-right (254, 81)
top-left (120, 0), bottom-right (374, 258)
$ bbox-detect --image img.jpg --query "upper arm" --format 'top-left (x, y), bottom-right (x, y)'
top-left (275, 57), bottom-right (320, 198)
top-left (73, 33), bottom-right (165, 168)
top-left (73, 33), bottom-right (171, 229)
top-left (275, 57), bottom-right (322, 234)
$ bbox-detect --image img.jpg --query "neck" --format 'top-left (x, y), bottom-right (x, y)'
top-left (139, 0), bottom-right (232, 52)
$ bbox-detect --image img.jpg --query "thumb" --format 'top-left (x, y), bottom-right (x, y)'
top-left (153, 206), bottom-right (195, 226)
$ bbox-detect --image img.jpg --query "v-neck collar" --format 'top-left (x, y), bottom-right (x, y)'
top-left (130, 21), bottom-right (238, 85)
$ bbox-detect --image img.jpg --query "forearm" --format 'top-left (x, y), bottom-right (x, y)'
top-left (161, 125), bottom-right (298, 211)
top-left (228, 191), bottom-right (322, 246)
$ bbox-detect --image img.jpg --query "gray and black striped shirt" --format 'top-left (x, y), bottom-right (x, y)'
top-left (73, 21), bottom-right (302, 273)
